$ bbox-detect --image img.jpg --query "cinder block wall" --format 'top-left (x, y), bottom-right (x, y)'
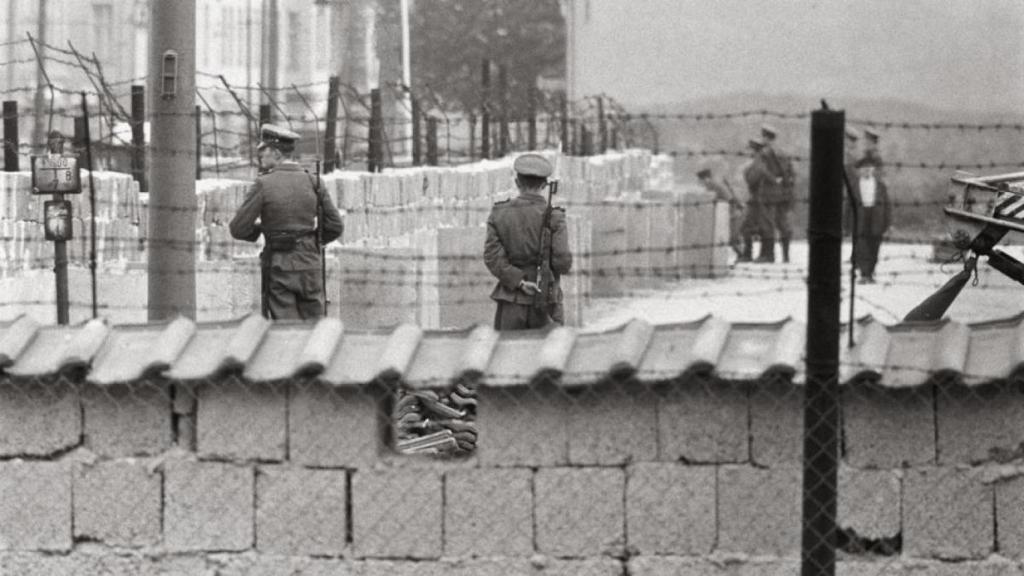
top-left (1, 376), bottom-right (1021, 574)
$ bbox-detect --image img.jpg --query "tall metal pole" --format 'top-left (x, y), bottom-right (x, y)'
top-left (324, 75), bottom-right (339, 172)
top-left (480, 59), bottom-right (490, 160)
top-left (801, 106), bottom-right (845, 576)
top-left (148, 0), bottom-right (197, 320)
top-left (82, 93), bottom-right (98, 320)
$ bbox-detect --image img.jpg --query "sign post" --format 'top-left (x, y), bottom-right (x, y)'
top-left (31, 142), bottom-right (81, 325)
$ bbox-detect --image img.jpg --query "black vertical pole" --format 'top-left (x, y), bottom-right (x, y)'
top-left (480, 59), bottom-right (490, 160)
top-left (426, 116), bottom-right (438, 166)
top-left (3, 101), bottom-right (18, 171)
top-left (498, 64), bottom-right (509, 156)
top-left (130, 85), bottom-right (145, 191)
top-left (259, 103), bottom-right (271, 127)
top-left (324, 75), bottom-right (339, 173)
top-left (411, 95), bottom-right (421, 166)
top-left (801, 106), bottom-right (845, 576)
top-left (527, 89), bottom-right (537, 151)
top-left (82, 92), bottom-right (98, 320)
top-left (368, 88), bottom-right (382, 172)
top-left (598, 96), bottom-right (607, 153)
top-left (73, 116), bottom-right (86, 152)
top-left (195, 106), bottom-right (202, 180)
top-left (468, 114), bottom-right (476, 161)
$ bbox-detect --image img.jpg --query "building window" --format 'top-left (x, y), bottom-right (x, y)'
top-left (92, 3), bottom-right (114, 58)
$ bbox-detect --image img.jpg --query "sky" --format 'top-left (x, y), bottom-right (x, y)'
top-left (571, 0), bottom-right (1024, 114)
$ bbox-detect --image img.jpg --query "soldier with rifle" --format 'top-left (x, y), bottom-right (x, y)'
top-left (230, 124), bottom-right (344, 320)
top-left (484, 153), bottom-right (573, 330)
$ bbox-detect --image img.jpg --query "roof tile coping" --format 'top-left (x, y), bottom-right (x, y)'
top-left (6, 318), bottom-right (109, 377)
top-left (0, 315), bottom-right (40, 368)
top-left (165, 314), bottom-right (271, 381)
top-left (88, 317), bottom-right (195, 385)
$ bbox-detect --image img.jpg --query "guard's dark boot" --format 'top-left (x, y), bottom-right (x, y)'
top-left (781, 238), bottom-right (791, 263)
top-left (755, 241), bottom-right (775, 263)
top-left (737, 238), bottom-right (753, 262)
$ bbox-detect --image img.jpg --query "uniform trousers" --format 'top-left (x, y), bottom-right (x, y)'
top-left (493, 301), bottom-right (564, 330)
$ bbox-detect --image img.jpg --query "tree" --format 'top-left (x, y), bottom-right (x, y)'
top-left (405, 0), bottom-right (565, 115)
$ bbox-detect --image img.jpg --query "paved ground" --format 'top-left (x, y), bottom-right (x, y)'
top-left (582, 240), bottom-right (1024, 330)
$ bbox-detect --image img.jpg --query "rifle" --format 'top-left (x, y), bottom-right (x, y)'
top-left (314, 159), bottom-right (329, 317)
top-left (534, 180), bottom-right (558, 308)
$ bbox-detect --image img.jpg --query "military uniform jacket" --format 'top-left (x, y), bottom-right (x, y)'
top-left (229, 163), bottom-right (345, 271)
top-left (759, 145), bottom-right (795, 203)
top-left (484, 191), bottom-right (572, 304)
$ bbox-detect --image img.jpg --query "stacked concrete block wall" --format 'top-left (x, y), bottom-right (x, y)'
top-left (0, 170), bottom-right (143, 275)
top-left (1, 151), bottom-right (729, 327)
top-left (2, 375), bottom-right (1022, 573)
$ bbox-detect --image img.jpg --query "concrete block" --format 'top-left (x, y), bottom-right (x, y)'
top-left (476, 385), bottom-right (568, 467)
top-left (937, 382), bottom-right (1024, 465)
top-left (436, 226), bottom-right (491, 329)
top-left (353, 468), bottom-right (442, 559)
top-left (717, 465), bottom-right (801, 556)
top-left (543, 558), bottom-right (626, 576)
top-left (567, 384), bottom-right (658, 465)
top-left (0, 379), bottom-right (80, 457)
top-left (837, 466), bottom-right (901, 540)
top-left (82, 382), bottom-right (173, 457)
top-left (0, 552), bottom-right (209, 576)
top-left (626, 463), bottom-right (715, 555)
top-left (73, 460), bottom-right (161, 547)
top-left (589, 201), bottom-right (627, 297)
top-left (289, 383), bottom-right (381, 468)
top-left (904, 467), bottom-right (993, 559)
top-left (534, 467), bottom-right (625, 557)
top-left (677, 192), bottom-right (717, 278)
top-left (337, 247), bottom-right (420, 329)
top-left (629, 556), bottom-right (800, 576)
top-left (995, 475), bottom-right (1024, 557)
top-left (212, 555), bottom-right (353, 576)
top-left (355, 559), bottom-right (529, 576)
top-left (0, 461), bottom-right (71, 551)
top-left (256, 466), bottom-right (347, 556)
top-left (197, 378), bottom-right (286, 462)
top-left (165, 461), bottom-right (254, 552)
top-left (749, 380), bottom-right (802, 466)
top-left (658, 380), bottom-right (747, 463)
top-left (444, 468), bottom-right (533, 557)
top-left (843, 384), bottom-right (935, 467)
top-left (837, 560), bottom-right (1024, 576)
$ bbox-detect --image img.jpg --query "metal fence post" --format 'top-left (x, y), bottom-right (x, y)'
top-left (2, 101), bottom-right (18, 171)
top-left (481, 59), bottom-right (491, 160)
top-left (324, 75), bottom-right (339, 173)
top-left (801, 106), bottom-right (845, 576)
top-left (426, 116), bottom-right (438, 166)
top-left (369, 88), bottom-right (383, 172)
top-left (130, 85), bottom-right (145, 190)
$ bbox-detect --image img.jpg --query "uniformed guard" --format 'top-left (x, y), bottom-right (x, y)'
top-left (229, 124), bottom-right (345, 320)
top-left (739, 138), bottom-right (767, 262)
top-left (697, 167), bottom-right (744, 260)
top-left (484, 153), bottom-right (572, 330)
top-left (758, 124), bottom-right (796, 263)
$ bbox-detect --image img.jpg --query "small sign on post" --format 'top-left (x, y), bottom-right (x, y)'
top-left (44, 200), bottom-right (73, 241)
top-left (30, 154), bottom-right (82, 194)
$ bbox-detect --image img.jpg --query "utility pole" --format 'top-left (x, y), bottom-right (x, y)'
top-left (148, 0), bottom-right (197, 320)
top-left (263, 0), bottom-right (279, 94)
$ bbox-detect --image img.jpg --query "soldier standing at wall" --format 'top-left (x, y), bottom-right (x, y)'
top-left (697, 167), bottom-right (745, 261)
top-left (484, 153), bottom-right (572, 330)
top-left (230, 124), bottom-right (345, 320)
top-left (741, 138), bottom-right (771, 262)
top-left (758, 124), bottom-right (796, 263)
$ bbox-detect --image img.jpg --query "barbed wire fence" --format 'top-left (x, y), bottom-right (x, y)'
top-left (3, 40), bottom-right (1024, 576)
